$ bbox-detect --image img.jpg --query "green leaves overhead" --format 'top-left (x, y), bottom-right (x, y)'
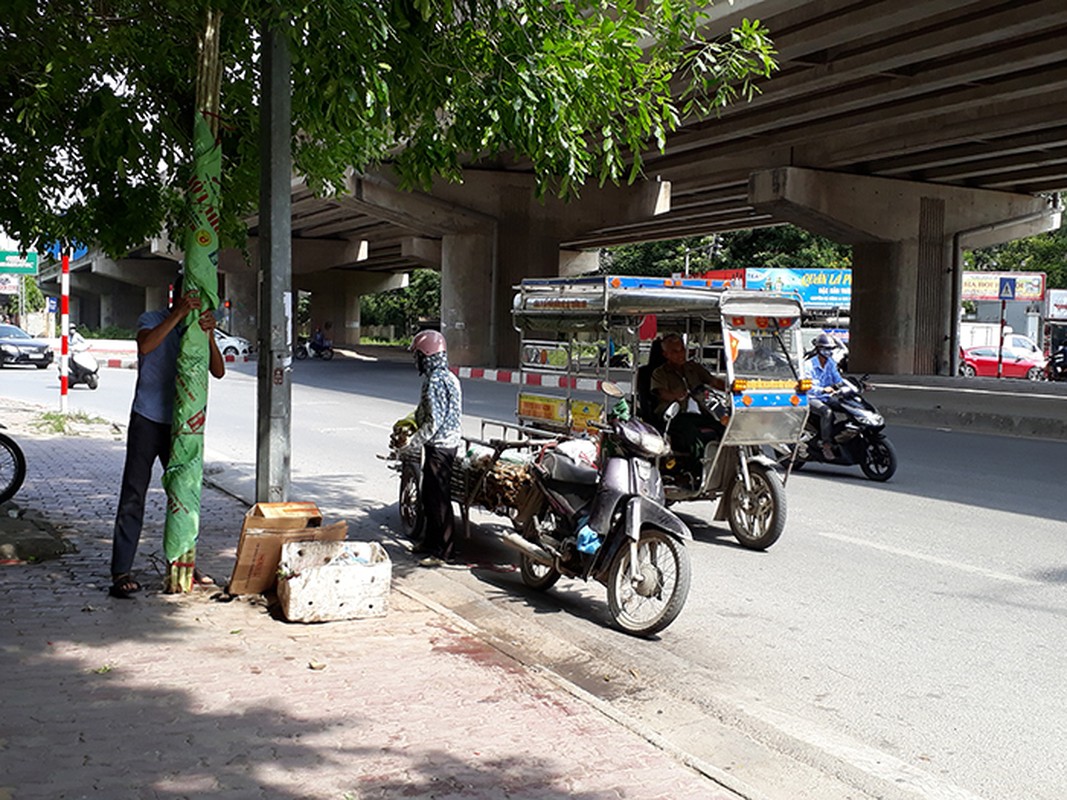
top-left (2, 0), bottom-right (775, 256)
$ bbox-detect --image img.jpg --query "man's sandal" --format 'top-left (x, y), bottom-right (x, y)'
top-left (109, 574), bottom-right (142, 599)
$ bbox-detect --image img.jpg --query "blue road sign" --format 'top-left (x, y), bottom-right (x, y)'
top-left (999, 277), bottom-right (1016, 300)
top-left (46, 296), bottom-right (59, 313)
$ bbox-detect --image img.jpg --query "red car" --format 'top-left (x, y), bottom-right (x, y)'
top-left (960, 346), bottom-right (1046, 380)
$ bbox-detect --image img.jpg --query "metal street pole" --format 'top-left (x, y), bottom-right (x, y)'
top-left (256, 23), bottom-right (293, 502)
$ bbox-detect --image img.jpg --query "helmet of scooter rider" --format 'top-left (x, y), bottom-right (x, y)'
top-left (410, 329), bottom-right (447, 356)
top-left (812, 332), bottom-right (836, 358)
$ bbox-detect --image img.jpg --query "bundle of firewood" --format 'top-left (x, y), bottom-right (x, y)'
top-left (478, 461), bottom-right (533, 511)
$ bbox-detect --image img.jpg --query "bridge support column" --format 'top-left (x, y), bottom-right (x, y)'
top-left (750, 167), bottom-right (1059, 375)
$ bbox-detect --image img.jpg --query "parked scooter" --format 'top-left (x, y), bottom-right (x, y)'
top-left (0, 422), bottom-right (27, 504)
top-left (504, 384), bottom-right (693, 637)
top-left (775, 375), bottom-right (897, 481)
top-left (58, 327), bottom-right (100, 389)
top-left (1046, 343), bottom-right (1067, 382)
top-left (293, 336), bottom-right (334, 361)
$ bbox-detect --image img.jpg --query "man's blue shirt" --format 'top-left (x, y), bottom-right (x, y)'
top-left (131, 310), bottom-right (182, 424)
top-left (806, 355), bottom-right (843, 395)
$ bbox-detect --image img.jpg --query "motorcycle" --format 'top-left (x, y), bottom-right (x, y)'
top-left (504, 383), bottom-right (693, 637)
top-left (0, 423), bottom-right (27, 504)
top-left (60, 327), bottom-right (100, 389)
top-left (1046, 344), bottom-right (1067, 382)
top-left (293, 336), bottom-right (334, 361)
top-left (775, 375), bottom-right (897, 481)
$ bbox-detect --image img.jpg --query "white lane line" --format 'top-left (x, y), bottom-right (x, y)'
top-left (359, 421), bottom-right (392, 430)
top-left (817, 531), bottom-right (1042, 586)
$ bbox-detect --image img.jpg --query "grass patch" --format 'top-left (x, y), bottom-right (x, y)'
top-left (34, 410), bottom-right (110, 435)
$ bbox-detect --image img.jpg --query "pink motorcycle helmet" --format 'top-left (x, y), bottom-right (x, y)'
top-left (410, 329), bottom-right (447, 356)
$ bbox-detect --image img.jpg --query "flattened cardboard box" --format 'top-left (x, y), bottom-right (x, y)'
top-left (228, 502), bottom-right (347, 595)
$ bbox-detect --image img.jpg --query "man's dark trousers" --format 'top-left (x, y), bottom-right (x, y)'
top-left (111, 412), bottom-right (171, 577)
top-left (420, 443), bottom-right (457, 559)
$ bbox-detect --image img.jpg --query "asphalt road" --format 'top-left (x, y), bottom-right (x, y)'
top-left (4, 356), bottom-right (1066, 800)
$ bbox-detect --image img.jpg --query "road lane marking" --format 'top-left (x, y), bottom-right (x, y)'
top-left (818, 531), bottom-right (1042, 586)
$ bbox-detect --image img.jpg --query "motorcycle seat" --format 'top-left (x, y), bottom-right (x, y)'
top-left (541, 452), bottom-right (599, 485)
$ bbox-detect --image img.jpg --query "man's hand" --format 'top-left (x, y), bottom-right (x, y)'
top-left (174, 291), bottom-right (202, 318)
top-left (197, 310), bottom-right (217, 333)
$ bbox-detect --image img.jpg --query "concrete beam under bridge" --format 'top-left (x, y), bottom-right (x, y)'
top-left (749, 167), bottom-right (1061, 375)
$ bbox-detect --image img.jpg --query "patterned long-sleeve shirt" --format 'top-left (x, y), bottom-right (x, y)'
top-left (407, 352), bottom-right (463, 450)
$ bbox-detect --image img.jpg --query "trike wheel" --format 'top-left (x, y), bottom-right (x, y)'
top-left (727, 464), bottom-right (786, 551)
top-left (607, 527), bottom-right (691, 637)
top-left (398, 460), bottom-right (422, 539)
top-left (519, 555), bottom-right (561, 591)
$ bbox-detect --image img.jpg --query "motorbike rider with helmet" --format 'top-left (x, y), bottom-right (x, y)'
top-left (806, 332), bottom-right (845, 460)
top-left (400, 329), bottom-right (463, 567)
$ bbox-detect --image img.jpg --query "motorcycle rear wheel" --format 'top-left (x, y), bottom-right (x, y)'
top-left (860, 436), bottom-right (897, 482)
top-left (727, 464), bottom-right (786, 551)
top-left (0, 432), bottom-right (27, 505)
top-left (607, 527), bottom-right (691, 637)
top-left (321, 348), bottom-right (334, 361)
top-left (520, 555), bottom-right (561, 591)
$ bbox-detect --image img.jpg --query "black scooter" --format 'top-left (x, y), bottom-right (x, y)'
top-left (776, 375), bottom-right (897, 482)
top-left (1046, 344), bottom-right (1067, 382)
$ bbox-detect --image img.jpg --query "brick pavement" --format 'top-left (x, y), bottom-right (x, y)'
top-left (0, 396), bottom-right (744, 800)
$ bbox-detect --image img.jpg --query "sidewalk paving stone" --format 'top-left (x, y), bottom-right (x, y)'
top-left (0, 395), bottom-right (743, 800)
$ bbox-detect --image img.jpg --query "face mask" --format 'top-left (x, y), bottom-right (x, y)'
top-left (817, 348), bottom-right (833, 358)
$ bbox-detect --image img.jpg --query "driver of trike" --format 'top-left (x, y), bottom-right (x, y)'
top-left (650, 332), bottom-right (728, 461)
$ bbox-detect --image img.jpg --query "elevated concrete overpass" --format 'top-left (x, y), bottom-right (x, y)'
top-left (43, 0), bottom-right (1067, 373)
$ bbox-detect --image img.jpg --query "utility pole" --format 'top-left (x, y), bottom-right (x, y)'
top-left (256, 23), bottom-right (293, 502)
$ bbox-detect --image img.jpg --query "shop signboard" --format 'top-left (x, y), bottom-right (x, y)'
top-left (1047, 288), bottom-right (1067, 321)
top-left (961, 271), bottom-right (1045, 302)
top-left (0, 251), bottom-right (37, 275)
top-left (745, 268), bottom-right (851, 310)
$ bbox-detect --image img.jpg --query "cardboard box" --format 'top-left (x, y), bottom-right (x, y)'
top-left (277, 540), bottom-right (391, 623)
top-left (227, 502), bottom-right (348, 595)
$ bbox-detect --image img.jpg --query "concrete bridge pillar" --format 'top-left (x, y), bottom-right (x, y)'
top-left (750, 167), bottom-right (1059, 375)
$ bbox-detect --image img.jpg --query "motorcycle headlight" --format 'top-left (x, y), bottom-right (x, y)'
top-left (854, 408), bottom-right (883, 426)
top-left (619, 419), bottom-right (671, 458)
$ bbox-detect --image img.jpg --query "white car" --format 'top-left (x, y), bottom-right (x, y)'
top-left (214, 328), bottom-right (253, 357)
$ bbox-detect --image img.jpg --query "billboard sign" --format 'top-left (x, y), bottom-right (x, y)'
top-left (0, 251), bottom-right (38, 275)
top-left (745, 268), bottom-right (852, 309)
top-left (961, 271), bottom-right (1045, 302)
top-left (1047, 289), bottom-right (1067, 321)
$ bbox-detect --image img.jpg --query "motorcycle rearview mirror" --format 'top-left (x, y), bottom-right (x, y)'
top-left (601, 381), bottom-right (625, 399)
top-left (663, 401), bottom-right (681, 423)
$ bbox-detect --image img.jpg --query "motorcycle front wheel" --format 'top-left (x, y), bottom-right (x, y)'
top-left (398, 460), bottom-right (422, 539)
top-left (520, 555), bottom-right (561, 591)
top-left (860, 436), bottom-right (897, 482)
top-left (0, 432), bottom-right (27, 505)
top-left (607, 527), bottom-right (691, 637)
top-left (86, 373), bottom-right (99, 390)
top-left (294, 346), bottom-right (308, 360)
top-left (727, 464), bottom-right (786, 550)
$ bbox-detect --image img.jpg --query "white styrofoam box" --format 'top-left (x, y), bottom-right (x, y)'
top-left (277, 540), bottom-right (391, 623)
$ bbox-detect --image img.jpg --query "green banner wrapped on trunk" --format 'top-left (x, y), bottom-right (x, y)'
top-left (162, 111), bottom-right (221, 585)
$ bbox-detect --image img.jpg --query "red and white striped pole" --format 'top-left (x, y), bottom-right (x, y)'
top-left (60, 250), bottom-right (70, 413)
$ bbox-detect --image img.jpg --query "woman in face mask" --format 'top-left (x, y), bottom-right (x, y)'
top-left (805, 333), bottom-right (845, 460)
top-left (401, 330), bottom-right (463, 566)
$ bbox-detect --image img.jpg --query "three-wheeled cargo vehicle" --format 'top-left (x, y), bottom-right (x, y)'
top-left (510, 275), bottom-right (810, 550)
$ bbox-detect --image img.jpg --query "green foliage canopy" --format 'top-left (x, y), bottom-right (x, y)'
top-left (1, 0), bottom-right (775, 257)
top-left (966, 226), bottom-right (1067, 290)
